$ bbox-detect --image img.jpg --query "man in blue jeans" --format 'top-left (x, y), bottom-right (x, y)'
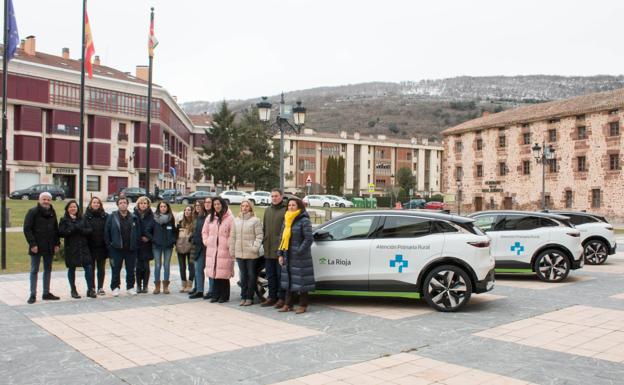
top-left (23, 192), bottom-right (61, 304)
top-left (104, 197), bottom-right (140, 297)
top-left (261, 189), bottom-right (287, 308)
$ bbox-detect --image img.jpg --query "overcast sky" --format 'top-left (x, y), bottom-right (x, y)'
top-left (6, 0), bottom-right (624, 103)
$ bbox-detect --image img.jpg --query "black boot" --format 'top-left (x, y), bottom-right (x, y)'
top-left (87, 289), bottom-right (97, 299)
top-left (71, 288), bottom-right (81, 299)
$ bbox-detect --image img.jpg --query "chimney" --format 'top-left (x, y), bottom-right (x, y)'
top-left (19, 39), bottom-right (25, 50)
top-left (482, 111), bottom-right (490, 117)
top-left (93, 55), bottom-right (100, 66)
top-left (135, 65), bottom-right (149, 81)
top-left (354, 132), bottom-right (360, 140)
top-left (62, 47), bottom-right (70, 59)
top-left (24, 35), bottom-right (36, 56)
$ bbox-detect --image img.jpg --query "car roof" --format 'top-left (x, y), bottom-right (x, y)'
top-left (334, 210), bottom-right (475, 223)
top-left (468, 210), bottom-right (570, 221)
top-left (547, 210), bottom-right (602, 218)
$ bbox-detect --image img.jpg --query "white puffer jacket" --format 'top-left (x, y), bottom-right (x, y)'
top-left (229, 213), bottom-right (263, 259)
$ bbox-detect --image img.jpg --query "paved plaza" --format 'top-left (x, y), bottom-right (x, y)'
top-left (1, 252), bottom-right (623, 384)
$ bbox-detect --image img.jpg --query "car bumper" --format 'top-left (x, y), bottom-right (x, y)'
top-left (609, 242), bottom-right (617, 255)
top-left (572, 256), bottom-right (584, 269)
top-left (474, 268), bottom-right (496, 293)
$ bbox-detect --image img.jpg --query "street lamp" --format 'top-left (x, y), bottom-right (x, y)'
top-left (257, 93), bottom-right (306, 193)
top-left (532, 142), bottom-right (555, 210)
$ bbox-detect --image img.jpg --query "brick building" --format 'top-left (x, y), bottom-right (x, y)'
top-left (0, 36), bottom-right (195, 200)
top-left (442, 88), bottom-right (624, 219)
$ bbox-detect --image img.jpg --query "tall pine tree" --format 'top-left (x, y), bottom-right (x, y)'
top-left (238, 106), bottom-right (279, 190)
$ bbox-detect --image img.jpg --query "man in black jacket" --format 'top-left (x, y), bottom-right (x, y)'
top-left (23, 192), bottom-right (61, 304)
top-left (104, 197), bottom-right (141, 297)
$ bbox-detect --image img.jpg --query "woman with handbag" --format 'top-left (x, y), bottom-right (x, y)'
top-left (176, 205), bottom-right (195, 293)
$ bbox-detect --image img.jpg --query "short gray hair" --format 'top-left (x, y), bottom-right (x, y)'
top-left (39, 192), bottom-right (52, 200)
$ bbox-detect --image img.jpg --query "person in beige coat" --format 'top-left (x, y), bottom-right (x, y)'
top-left (229, 199), bottom-right (263, 306)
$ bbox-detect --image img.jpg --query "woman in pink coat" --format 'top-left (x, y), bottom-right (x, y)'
top-left (202, 196), bottom-right (234, 303)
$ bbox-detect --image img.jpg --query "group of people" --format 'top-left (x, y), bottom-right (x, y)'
top-left (24, 189), bottom-right (315, 313)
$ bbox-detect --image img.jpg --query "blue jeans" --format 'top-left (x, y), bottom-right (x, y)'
top-left (194, 247), bottom-right (206, 292)
top-left (265, 258), bottom-right (285, 300)
top-left (30, 254), bottom-right (53, 296)
top-left (110, 249), bottom-right (137, 290)
top-left (68, 265), bottom-right (94, 292)
top-left (153, 246), bottom-right (173, 282)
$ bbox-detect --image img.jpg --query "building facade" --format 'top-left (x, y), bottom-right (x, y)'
top-left (281, 129), bottom-right (443, 196)
top-left (1, 36), bottom-right (195, 200)
top-left (442, 88), bottom-right (624, 219)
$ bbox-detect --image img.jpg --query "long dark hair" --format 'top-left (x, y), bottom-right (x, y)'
top-left (209, 196), bottom-right (229, 224)
top-left (156, 200), bottom-right (173, 216)
top-left (64, 200), bottom-right (82, 218)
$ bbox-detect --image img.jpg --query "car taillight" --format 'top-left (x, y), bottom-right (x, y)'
top-left (468, 241), bottom-right (490, 248)
top-left (566, 232), bottom-right (580, 237)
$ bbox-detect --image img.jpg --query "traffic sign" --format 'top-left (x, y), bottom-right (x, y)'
top-left (368, 183), bottom-right (375, 193)
top-left (306, 175), bottom-right (312, 187)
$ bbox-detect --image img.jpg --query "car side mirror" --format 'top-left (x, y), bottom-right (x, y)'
top-left (314, 230), bottom-right (332, 241)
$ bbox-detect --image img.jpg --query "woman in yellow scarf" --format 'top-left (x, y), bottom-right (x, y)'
top-left (277, 198), bottom-right (315, 314)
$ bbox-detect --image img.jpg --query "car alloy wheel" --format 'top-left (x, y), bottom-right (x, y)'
top-left (535, 250), bottom-right (570, 282)
top-left (323, 202), bottom-right (330, 207)
top-left (584, 240), bottom-right (609, 265)
top-left (182, 199), bottom-right (189, 205)
top-left (55, 195), bottom-right (63, 201)
top-left (21, 195), bottom-right (29, 200)
top-left (423, 265), bottom-right (472, 312)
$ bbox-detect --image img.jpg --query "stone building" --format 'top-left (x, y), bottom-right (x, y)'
top-left (441, 88), bottom-right (624, 219)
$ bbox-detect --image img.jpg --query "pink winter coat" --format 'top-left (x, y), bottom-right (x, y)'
top-left (202, 210), bottom-right (234, 279)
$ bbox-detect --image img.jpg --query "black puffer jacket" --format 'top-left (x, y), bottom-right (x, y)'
top-left (134, 207), bottom-right (155, 260)
top-left (152, 213), bottom-right (178, 248)
top-left (84, 207), bottom-right (108, 260)
top-left (59, 214), bottom-right (93, 268)
top-left (23, 204), bottom-right (60, 256)
top-left (278, 211), bottom-right (315, 293)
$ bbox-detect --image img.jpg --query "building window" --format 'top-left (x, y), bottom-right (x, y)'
top-left (368, 160), bottom-right (371, 168)
top-left (609, 121), bottom-right (620, 136)
top-left (455, 166), bottom-right (463, 180)
top-left (548, 129), bottom-right (557, 142)
top-left (499, 162), bottom-right (507, 176)
top-left (608, 109), bottom-right (619, 115)
top-left (577, 156), bottom-right (587, 172)
top-left (609, 154), bottom-right (620, 170)
top-left (341, 144), bottom-right (346, 152)
top-left (476, 164), bottom-right (483, 177)
top-left (476, 138), bottom-right (483, 150)
top-left (522, 133), bottom-right (531, 145)
top-left (86, 175), bottom-right (100, 191)
top-left (591, 189), bottom-right (601, 208)
top-left (455, 141), bottom-right (462, 153)
top-left (565, 190), bottom-right (573, 208)
top-left (118, 148), bottom-right (127, 168)
top-left (577, 126), bottom-right (587, 140)
top-left (522, 160), bottom-right (530, 175)
top-left (289, 156), bottom-right (293, 166)
top-left (549, 159), bottom-right (558, 173)
top-left (498, 135), bottom-right (506, 148)
top-left (544, 195), bottom-right (552, 209)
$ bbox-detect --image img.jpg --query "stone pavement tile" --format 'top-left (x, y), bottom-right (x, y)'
top-left (474, 305), bottom-right (624, 363)
top-left (495, 274), bottom-right (593, 290)
top-left (316, 294), bottom-right (505, 320)
top-left (31, 302), bottom-right (321, 371)
top-left (611, 292), bottom-right (624, 299)
top-left (582, 253), bottom-right (624, 274)
top-left (271, 354), bottom-right (535, 385)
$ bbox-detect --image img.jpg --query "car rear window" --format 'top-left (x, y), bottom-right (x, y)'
top-left (381, 216), bottom-right (431, 238)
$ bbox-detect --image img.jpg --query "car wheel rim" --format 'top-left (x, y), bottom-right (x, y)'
top-left (427, 270), bottom-right (467, 310)
top-left (538, 252), bottom-right (568, 281)
top-left (584, 242), bottom-right (607, 264)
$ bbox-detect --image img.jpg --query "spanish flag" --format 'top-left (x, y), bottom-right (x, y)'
top-left (84, 9), bottom-right (95, 78)
top-left (148, 9), bottom-right (158, 57)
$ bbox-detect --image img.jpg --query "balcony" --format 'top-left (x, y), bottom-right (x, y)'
top-left (118, 132), bottom-right (128, 142)
top-left (117, 159), bottom-right (128, 168)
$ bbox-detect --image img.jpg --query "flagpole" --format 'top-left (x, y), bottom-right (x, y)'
top-left (145, 7), bottom-right (154, 198)
top-left (1, 0), bottom-right (10, 270)
top-left (78, 0), bottom-right (87, 211)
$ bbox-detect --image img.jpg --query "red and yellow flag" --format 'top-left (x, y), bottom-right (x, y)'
top-left (148, 10), bottom-right (158, 57)
top-left (84, 9), bottom-right (95, 78)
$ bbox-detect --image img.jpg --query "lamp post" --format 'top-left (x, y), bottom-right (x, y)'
top-left (532, 142), bottom-right (555, 210)
top-left (257, 93), bottom-right (306, 193)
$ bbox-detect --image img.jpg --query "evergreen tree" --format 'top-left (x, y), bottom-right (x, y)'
top-left (396, 167), bottom-right (415, 195)
top-left (238, 106), bottom-right (279, 190)
top-left (336, 156), bottom-right (345, 195)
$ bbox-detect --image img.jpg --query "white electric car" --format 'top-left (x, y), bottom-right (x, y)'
top-left (325, 195), bottom-right (354, 208)
top-left (303, 195), bottom-right (333, 207)
top-left (469, 211), bottom-right (583, 282)
top-left (220, 190), bottom-right (250, 204)
top-left (548, 211), bottom-right (616, 265)
top-left (249, 191), bottom-right (271, 206)
top-left (311, 211), bottom-right (495, 312)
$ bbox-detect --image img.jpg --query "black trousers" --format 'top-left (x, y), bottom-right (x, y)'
top-left (236, 258), bottom-right (257, 300)
top-left (89, 256), bottom-right (107, 290)
top-left (213, 279), bottom-right (230, 301)
top-left (178, 253), bottom-right (195, 282)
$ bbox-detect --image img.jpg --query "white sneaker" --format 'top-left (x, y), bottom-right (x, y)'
top-left (127, 288), bottom-right (137, 296)
top-left (112, 288), bottom-right (120, 297)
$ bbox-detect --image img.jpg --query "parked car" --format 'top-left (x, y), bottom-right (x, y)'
top-left (176, 190), bottom-right (213, 205)
top-left (161, 189), bottom-right (183, 203)
top-left (303, 195), bottom-right (333, 207)
top-left (10, 184), bottom-right (65, 201)
top-left (325, 195), bottom-right (354, 208)
top-left (283, 193), bottom-right (298, 203)
top-left (469, 211), bottom-right (583, 282)
top-left (116, 187), bottom-right (161, 203)
top-left (547, 210), bottom-right (616, 265)
top-left (424, 201), bottom-right (444, 210)
top-left (249, 191), bottom-right (271, 206)
top-left (219, 190), bottom-right (251, 204)
top-left (403, 199), bottom-right (426, 209)
top-left (311, 210), bottom-right (495, 312)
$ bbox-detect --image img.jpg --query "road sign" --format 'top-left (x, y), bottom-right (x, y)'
top-left (368, 183), bottom-right (375, 193)
top-left (306, 175), bottom-right (312, 187)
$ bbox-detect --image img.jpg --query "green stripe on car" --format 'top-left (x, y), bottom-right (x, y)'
top-left (495, 268), bottom-right (533, 273)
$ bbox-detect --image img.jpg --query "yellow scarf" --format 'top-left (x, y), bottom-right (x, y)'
top-left (278, 209), bottom-right (301, 251)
